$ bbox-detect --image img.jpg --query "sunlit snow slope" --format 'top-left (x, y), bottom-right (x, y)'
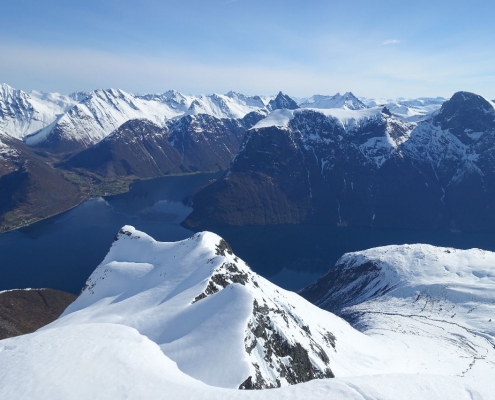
top-left (302, 244), bottom-right (495, 390)
top-left (48, 226), bottom-right (374, 389)
top-left (0, 229), bottom-right (493, 399)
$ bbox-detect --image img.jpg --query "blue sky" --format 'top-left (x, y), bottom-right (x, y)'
top-left (1, 0), bottom-right (494, 99)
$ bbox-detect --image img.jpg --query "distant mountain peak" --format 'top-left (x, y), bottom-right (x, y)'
top-left (268, 92), bottom-right (299, 111)
top-left (300, 92), bottom-right (367, 110)
top-left (434, 90), bottom-right (495, 143)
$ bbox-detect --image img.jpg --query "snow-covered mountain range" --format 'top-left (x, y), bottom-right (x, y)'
top-left (0, 227), bottom-right (493, 399)
top-left (0, 83), bottom-right (445, 154)
top-left (185, 91), bottom-right (495, 231)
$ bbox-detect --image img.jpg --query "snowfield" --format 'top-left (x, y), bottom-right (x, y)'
top-left (0, 228), bottom-right (494, 399)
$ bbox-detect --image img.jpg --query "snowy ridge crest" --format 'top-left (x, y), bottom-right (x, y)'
top-left (301, 244), bottom-right (495, 386)
top-left (55, 226), bottom-right (352, 389)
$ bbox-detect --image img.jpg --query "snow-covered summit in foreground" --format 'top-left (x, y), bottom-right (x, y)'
top-left (301, 244), bottom-right (495, 390)
top-left (45, 226), bottom-right (367, 389)
top-left (0, 229), bottom-right (494, 399)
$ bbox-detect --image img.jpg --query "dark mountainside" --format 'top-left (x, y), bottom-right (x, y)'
top-left (0, 289), bottom-right (76, 339)
top-left (268, 91), bottom-right (300, 111)
top-left (62, 112), bottom-right (264, 179)
top-left (184, 91), bottom-right (495, 232)
top-left (0, 109), bottom-right (266, 233)
top-left (0, 132), bottom-right (84, 232)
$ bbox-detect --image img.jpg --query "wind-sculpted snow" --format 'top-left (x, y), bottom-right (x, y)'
top-left (301, 244), bottom-right (495, 390)
top-left (0, 323), bottom-right (487, 399)
top-left (49, 226), bottom-right (371, 389)
top-left (0, 232), bottom-right (494, 398)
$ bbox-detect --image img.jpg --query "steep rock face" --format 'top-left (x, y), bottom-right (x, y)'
top-left (185, 107), bottom-right (417, 228)
top-left (50, 226), bottom-right (362, 389)
top-left (166, 114), bottom-right (247, 172)
top-left (185, 125), bottom-right (313, 226)
top-left (185, 92), bottom-right (495, 232)
top-left (0, 289), bottom-right (76, 340)
top-left (268, 92), bottom-right (299, 111)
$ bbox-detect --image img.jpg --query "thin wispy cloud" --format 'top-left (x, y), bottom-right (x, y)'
top-left (382, 39), bottom-right (401, 46)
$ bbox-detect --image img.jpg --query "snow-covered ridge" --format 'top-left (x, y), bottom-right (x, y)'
top-left (300, 92), bottom-right (367, 110)
top-left (302, 244), bottom-right (495, 389)
top-left (0, 83), bottom-right (79, 140)
top-left (360, 96), bottom-right (447, 122)
top-left (1, 84), bottom-right (272, 149)
top-left (1, 231), bottom-right (494, 398)
top-left (252, 107), bottom-right (385, 131)
top-left (50, 226), bottom-right (370, 389)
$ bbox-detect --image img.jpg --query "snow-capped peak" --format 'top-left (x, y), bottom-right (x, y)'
top-left (300, 92), bottom-right (367, 110)
top-left (51, 226), bottom-right (363, 389)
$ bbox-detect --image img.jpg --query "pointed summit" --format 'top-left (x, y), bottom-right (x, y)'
top-left (268, 91), bottom-right (299, 111)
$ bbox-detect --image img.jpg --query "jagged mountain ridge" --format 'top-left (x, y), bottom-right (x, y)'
top-left (184, 91), bottom-right (495, 231)
top-left (17, 87), bottom-right (276, 153)
top-left (0, 83), bottom-right (81, 140)
top-left (1, 82), bottom-right (448, 155)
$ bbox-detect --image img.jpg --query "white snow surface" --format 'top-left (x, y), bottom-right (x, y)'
top-left (0, 324), bottom-right (486, 399)
top-left (1, 229), bottom-right (494, 398)
top-left (0, 83), bottom-right (79, 140)
top-left (360, 96), bottom-right (447, 122)
top-left (314, 244), bottom-right (495, 394)
top-left (252, 107), bottom-right (385, 131)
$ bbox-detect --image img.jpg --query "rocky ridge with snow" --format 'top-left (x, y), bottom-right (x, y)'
top-left (1, 83), bottom-right (447, 155)
top-left (51, 226), bottom-right (352, 389)
top-left (0, 228), bottom-right (494, 399)
top-left (185, 91), bottom-right (495, 231)
top-left (300, 92), bottom-right (367, 110)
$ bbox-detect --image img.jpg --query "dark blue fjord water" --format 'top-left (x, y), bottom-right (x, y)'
top-left (1, 171), bottom-right (495, 293)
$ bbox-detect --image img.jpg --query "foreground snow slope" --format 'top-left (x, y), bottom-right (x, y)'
top-left (0, 323), bottom-right (486, 400)
top-left (49, 226), bottom-right (380, 389)
top-left (1, 229), bottom-right (494, 398)
top-left (302, 244), bottom-right (495, 391)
